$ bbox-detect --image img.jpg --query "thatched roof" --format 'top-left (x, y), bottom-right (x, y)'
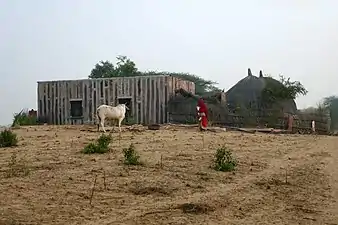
top-left (174, 88), bottom-right (225, 104)
top-left (226, 68), bottom-right (297, 114)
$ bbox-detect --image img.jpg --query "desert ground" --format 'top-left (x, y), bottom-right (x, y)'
top-left (0, 125), bottom-right (337, 225)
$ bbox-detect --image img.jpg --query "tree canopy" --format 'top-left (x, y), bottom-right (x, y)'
top-left (261, 75), bottom-right (308, 103)
top-left (89, 56), bottom-right (140, 78)
top-left (88, 55), bottom-right (219, 95)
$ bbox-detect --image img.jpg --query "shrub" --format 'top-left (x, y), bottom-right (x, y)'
top-left (123, 117), bottom-right (137, 125)
top-left (214, 146), bottom-right (237, 172)
top-left (12, 109), bottom-right (37, 127)
top-left (123, 143), bottom-right (141, 165)
top-left (82, 134), bottom-right (112, 154)
top-left (0, 129), bottom-right (18, 148)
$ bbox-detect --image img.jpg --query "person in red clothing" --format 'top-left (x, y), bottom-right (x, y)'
top-left (196, 98), bottom-right (208, 131)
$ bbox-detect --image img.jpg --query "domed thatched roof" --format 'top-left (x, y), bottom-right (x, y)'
top-left (226, 68), bottom-right (297, 114)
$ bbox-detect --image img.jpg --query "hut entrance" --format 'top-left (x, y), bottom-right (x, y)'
top-left (118, 97), bottom-right (132, 123)
top-left (69, 99), bottom-right (84, 124)
top-left (70, 99), bottom-right (83, 117)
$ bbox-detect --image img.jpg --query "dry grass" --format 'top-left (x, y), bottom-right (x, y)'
top-left (0, 125), bottom-right (338, 225)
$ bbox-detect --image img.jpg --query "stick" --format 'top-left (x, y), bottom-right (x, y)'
top-left (285, 168), bottom-right (288, 184)
top-left (160, 154), bottom-right (163, 168)
top-left (103, 170), bottom-right (107, 190)
top-left (202, 133), bottom-right (205, 149)
top-left (89, 174), bottom-right (98, 205)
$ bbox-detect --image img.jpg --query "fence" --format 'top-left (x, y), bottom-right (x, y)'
top-left (168, 97), bottom-right (331, 134)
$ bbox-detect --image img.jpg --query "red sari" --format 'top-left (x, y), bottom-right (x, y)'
top-left (197, 98), bottom-right (208, 130)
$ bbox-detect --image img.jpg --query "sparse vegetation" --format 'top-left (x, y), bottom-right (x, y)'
top-left (0, 129), bottom-right (18, 148)
top-left (214, 146), bottom-right (237, 172)
top-left (123, 143), bottom-right (141, 165)
top-left (12, 109), bottom-right (37, 127)
top-left (0, 125), bottom-right (336, 224)
top-left (5, 153), bottom-right (30, 178)
top-left (82, 134), bottom-right (112, 154)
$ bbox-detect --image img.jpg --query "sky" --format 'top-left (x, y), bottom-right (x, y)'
top-left (1, 0), bottom-right (338, 125)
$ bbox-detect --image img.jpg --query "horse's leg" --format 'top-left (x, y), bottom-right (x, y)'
top-left (101, 118), bottom-right (106, 133)
top-left (111, 119), bottom-right (115, 133)
top-left (118, 118), bottom-right (122, 133)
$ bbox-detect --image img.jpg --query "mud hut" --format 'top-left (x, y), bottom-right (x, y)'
top-left (226, 68), bottom-right (297, 115)
top-left (168, 88), bottom-right (228, 124)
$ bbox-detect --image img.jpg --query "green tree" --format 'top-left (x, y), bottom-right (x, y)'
top-left (89, 55), bottom-right (220, 95)
top-left (88, 56), bottom-right (140, 78)
top-left (262, 75), bottom-right (308, 103)
top-left (114, 55), bottom-right (140, 77)
top-left (89, 60), bottom-right (115, 78)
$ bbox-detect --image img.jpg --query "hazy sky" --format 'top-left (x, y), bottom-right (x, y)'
top-left (1, 0), bottom-right (338, 125)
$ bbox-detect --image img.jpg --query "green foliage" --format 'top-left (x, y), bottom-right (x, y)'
top-left (262, 75), bottom-right (308, 103)
top-left (88, 60), bottom-right (116, 78)
top-left (82, 134), bottom-right (112, 154)
top-left (0, 129), bottom-right (18, 148)
top-left (88, 55), bottom-right (219, 94)
top-left (214, 147), bottom-right (237, 172)
top-left (123, 143), bottom-right (141, 165)
top-left (114, 55), bottom-right (140, 77)
top-left (12, 109), bottom-right (37, 127)
top-left (89, 56), bottom-right (140, 78)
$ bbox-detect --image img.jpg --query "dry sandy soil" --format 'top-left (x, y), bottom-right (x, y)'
top-left (0, 125), bottom-right (337, 225)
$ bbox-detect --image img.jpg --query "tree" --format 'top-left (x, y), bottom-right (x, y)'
top-left (88, 56), bottom-right (140, 78)
top-left (89, 55), bottom-right (220, 95)
top-left (89, 60), bottom-right (115, 78)
top-left (322, 95), bottom-right (338, 131)
top-left (114, 55), bottom-right (140, 77)
top-left (262, 75), bottom-right (308, 103)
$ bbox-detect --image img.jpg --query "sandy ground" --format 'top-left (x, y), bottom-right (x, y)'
top-left (0, 125), bottom-right (337, 225)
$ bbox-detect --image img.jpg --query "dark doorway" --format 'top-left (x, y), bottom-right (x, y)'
top-left (118, 98), bottom-right (132, 123)
top-left (70, 99), bottom-right (83, 118)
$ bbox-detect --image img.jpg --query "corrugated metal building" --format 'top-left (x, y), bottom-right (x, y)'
top-left (37, 75), bottom-right (195, 125)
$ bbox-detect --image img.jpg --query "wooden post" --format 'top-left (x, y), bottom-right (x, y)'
top-left (288, 115), bottom-right (293, 132)
top-left (89, 174), bottom-right (97, 205)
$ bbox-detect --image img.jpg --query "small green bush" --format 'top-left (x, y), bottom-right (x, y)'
top-left (214, 146), bottom-right (237, 172)
top-left (12, 109), bottom-right (37, 127)
top-left (82, 134), bottom-right (112, 154)
top-left (0, 129), bottom-right (18, 148)
top-left (123, 143), bottom-right (141, 165)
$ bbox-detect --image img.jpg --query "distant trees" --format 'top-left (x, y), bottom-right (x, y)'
top-left (301, 95), bottom-right (338, 132)
top-left (322, 96), bottom-right (338, 131)
top-left (88, 55), bottom-right (220, 95)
